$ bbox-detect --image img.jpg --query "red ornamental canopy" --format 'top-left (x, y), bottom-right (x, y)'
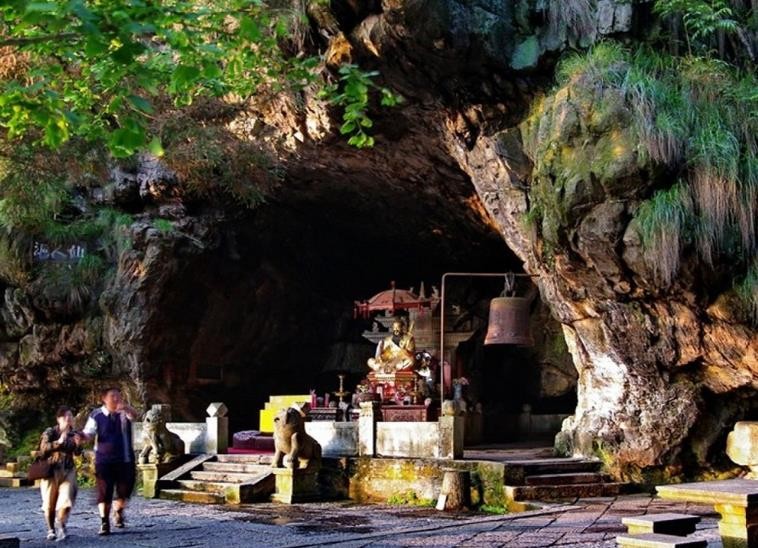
top-left (354, 282), bottom-right (434, 319)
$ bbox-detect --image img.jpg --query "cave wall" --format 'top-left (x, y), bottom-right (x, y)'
top-left (276, 0), bottom-right (756, 477)
top-left (0, 0), bottom-right (755, 480)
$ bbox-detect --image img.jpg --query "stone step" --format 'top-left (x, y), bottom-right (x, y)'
top-left (216, 454), bottom-right (272, 465)
top-left (159, 489), bottom-right (225, 504)
top-left (504, 458), bottom-right (602, 485)
top-left (525, 472), bottom-right (606, 486)
top-left (202, 462), bottom-right (272, 474)
top-left (0, 477), bottom-right (34, 488)
top-left (616, 533), bottom-right (707, 547)
top-left (505, 481), bottom-right (626, 501)
top-left (0, 537), bottom-right (20, 548)
top-left (622, 513), bottom-right (700, 536)
top-left (177, 479), bottom-right (240, 494)
top-left (189, 470), bottom-right (264, 483)
top-left (176, 472), bottom-right (275, 503)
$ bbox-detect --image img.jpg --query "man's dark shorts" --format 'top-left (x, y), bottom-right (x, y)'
top-left (95, 462), bottom-right (136, 504)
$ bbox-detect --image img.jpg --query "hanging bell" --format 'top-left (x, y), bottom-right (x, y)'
top-left (484, 296), bottom-right (533, 346)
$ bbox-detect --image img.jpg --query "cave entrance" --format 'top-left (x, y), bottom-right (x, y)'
top-left (148, 158), bottom-right (576, 445)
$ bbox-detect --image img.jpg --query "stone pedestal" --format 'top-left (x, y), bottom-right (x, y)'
top-left (714, 503), bottom-right (758, 548)
top-left (271, 468), bottom-right (320, 504)
top-left (138, 461), bottom-right (186, 498)
top-left (205, 402), bottom-right (228, 454)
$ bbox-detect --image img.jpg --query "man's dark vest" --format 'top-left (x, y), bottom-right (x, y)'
top-left (90, 409), bottom-right (133, 464)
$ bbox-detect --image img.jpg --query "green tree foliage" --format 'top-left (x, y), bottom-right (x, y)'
top-left (321, 63), bottom-right (403, 149)
top-left (0, 0), bottom-right (317, 157)
top-left (653, 0), bottom-right (756, 60)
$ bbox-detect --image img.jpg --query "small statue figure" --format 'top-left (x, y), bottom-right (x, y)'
top-left (414, 351), bottom-right (435, 398)
top-left (271, 406), bottom-right (322, 470)
top-left (138, 406), bottom-right (185, 464)
top-left (367, 318), bottom-right (416, 374)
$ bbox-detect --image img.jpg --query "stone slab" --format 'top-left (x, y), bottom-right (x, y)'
top-left (622, 513), bottom-right (700, 535)
top-left (656, 479), bottom-right (758, 507)
top-left (160, 453), bottom-right (215, 482)
top-left (616, 533), bottom-right (707, 547)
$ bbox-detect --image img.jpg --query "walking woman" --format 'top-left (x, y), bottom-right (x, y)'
top-left (39, 406), bottom-right (83, 541)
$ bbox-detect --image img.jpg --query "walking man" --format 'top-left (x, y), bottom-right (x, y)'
top-left (81, 386), bottom-right (139, 535)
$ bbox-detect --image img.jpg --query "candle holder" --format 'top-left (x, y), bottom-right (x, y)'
top-left (333, 373), bottom-right (351, 404)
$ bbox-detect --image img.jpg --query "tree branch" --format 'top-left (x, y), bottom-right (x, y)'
top-left (0, 33), bottom-right (78, 47)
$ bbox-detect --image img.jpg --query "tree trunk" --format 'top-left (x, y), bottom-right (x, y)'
top-left (438, 469), bottom-right (471, 511)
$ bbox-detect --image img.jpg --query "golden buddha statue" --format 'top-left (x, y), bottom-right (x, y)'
top-left (367, 318), bottom-right (416, 374)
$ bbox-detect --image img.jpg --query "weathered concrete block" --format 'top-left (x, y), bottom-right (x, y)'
top-left (138, 461), bottom-right (186, 498)
top-left (305, 422), bottom-right (358, 457)
top-left (622, 513), bottom-right (700, 536)
top-left (376, 422), bottom-right (440, 458)
top-left (271, 467), bottom-right (320, 504)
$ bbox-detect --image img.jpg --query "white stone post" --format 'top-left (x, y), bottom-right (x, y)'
top-left (438, 415), bottom-right (464, 459)
top-left (205, 402), bottom-right (228, 454)
top-left (358, 402), bottom-right (380, 457)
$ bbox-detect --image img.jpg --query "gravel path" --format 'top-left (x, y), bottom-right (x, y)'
top-left (0, 488), bottom-right (723, 547)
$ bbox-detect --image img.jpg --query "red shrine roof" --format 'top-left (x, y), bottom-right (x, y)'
top-left (354, 282), bottom-right (435, 318)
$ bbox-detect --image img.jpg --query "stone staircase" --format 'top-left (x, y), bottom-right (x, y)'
top-left (159, 454), bottom-right (275, 504)
top-left (503, 457), bottom-right (628, 501)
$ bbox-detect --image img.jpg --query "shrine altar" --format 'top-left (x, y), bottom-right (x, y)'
top-left (380, 404), bottom-right (436, 422)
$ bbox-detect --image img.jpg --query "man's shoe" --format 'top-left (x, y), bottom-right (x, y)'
top-left (98, 521), bottom-right (110, 536)
top-left (46, 529), bottom-right (56, 541)
top-left (114, 509), bottom-right (125, 528)
top-left (55, 522), bottom-right (67, 541)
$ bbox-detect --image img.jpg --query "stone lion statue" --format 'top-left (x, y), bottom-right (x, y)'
top-left (138, 407), bottom-right (185, 464)
top-left (271, 407), bottom-right (321, 470)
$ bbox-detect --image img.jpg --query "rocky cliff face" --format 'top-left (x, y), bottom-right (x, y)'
top-left (1, 0), bottom-right (755, 478)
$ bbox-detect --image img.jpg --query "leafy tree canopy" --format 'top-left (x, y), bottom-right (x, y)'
top-left (0, 0), bottom-right (320, 157)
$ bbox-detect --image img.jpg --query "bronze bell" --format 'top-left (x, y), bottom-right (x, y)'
top-left (484, 296), bottom-right (533, 346)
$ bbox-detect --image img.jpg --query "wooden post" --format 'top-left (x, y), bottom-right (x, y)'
top-left (437, 468), bottom-right (471, 511)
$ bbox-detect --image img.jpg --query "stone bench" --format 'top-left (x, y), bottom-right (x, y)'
top-left (656, 478), bottom-right (758, 547)
top-left (622, 513), bottom-right (700, 536)
top-left (616, 533), bottom-right (706, 548)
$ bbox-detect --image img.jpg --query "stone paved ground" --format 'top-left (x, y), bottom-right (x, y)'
top-left (0, 488), bottom-right (723, 547)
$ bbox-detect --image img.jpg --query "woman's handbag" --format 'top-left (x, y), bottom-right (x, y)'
top-left (27, 457), bottom-right (53, 481)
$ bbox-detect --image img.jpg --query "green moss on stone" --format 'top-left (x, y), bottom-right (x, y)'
top-left (511, 36), bottom-right (540, 70)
